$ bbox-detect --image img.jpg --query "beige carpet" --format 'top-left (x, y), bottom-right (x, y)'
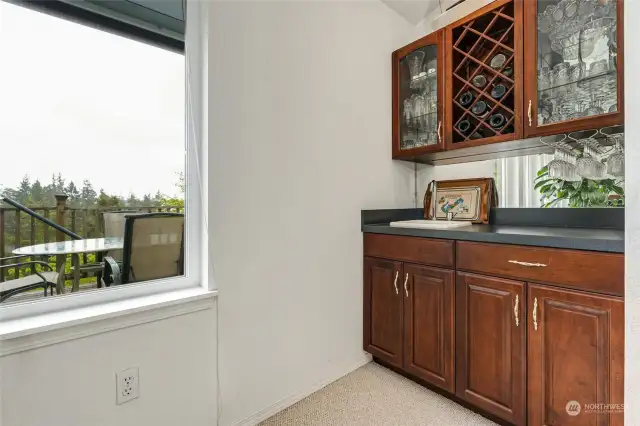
top-left (260, 362), bottom-right (497, 426)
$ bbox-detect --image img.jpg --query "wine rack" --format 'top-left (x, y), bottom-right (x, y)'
top-left (451, 0), bottom-right (517, 144)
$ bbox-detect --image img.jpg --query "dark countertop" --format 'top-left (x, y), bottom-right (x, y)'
top-left (362, 208), bottom-right (624, 253)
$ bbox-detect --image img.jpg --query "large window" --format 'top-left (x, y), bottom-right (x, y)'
top-left (0, 1), bottom-right (200, 313)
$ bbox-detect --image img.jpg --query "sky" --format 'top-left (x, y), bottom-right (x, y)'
top-left (0, 2), bottom-right (185, 198)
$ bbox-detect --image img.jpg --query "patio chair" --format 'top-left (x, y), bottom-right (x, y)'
top-left (0, 255), bottom-right (66, 303)
top-left (73, 210), bottom-right (141, 282)
top-left (102, 213), bottom-right (184, 286)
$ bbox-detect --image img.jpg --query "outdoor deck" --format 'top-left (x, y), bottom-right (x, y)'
top-left (0, 196), bottom-right (183, 302)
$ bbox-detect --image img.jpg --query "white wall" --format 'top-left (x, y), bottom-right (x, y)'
top-left (208, 1), bottom-right (420, 424)
top-left (0, 307), bottom-right (217, 426)
top-left (625, 0), bottom-right (639, 424)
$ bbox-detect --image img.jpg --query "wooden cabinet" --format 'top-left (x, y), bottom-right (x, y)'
top-left (392, 30), bottom-right (446, 158)
top-left (528, 283), bottom-right (624, 426)
top-left (391, 0), bottom-right (625, 158)
top-left (403, 264), bottom-right (455, 392)
top-left (363, 234), bottom-right (624, 425)
top-left (523, 0), bottom-right (624, 138)
top-left (456, 272), bottom-right (526, 426)
top-left (363, 257), bottom-right (403, 368)
top-left (445, 0), bottom-right (524, 150)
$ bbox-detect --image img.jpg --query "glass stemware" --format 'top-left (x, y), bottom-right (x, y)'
top-left (406, 51), bottom-right (425, 81)
top-left (600, 126), bottom-right (625, 177)
top-left (570, 130), bottom-right (606, 180)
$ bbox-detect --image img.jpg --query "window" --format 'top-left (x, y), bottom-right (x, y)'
top-left (0, 0), bottom-right (204, 317)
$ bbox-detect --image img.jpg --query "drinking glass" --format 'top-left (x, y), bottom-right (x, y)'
top-left (406, 51), bottom-right (425, 81)
top-left (600, 126), bottom-right (625, 177)
top-left (570, 130), bottom-right (606, 180)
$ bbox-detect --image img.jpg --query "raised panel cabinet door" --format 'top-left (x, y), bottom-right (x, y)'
top-left (403, 264), bottom-right (455, 393)
top-left (363, 257), bottom-right (403, 368)
top-left (392, 30), bottom-right (446, 158)
top-left (528, 284), bottom-right (624, 426)
top-left (456, 272), bottom-right (526, 426)
top-left (523, 0), bottom-right (624, 137)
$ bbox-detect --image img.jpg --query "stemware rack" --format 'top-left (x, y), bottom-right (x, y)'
top-left (451, 1), bottom-right (517, 144)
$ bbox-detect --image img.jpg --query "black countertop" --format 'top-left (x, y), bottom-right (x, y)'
top-left (362, 208), bottom-right (624, 253)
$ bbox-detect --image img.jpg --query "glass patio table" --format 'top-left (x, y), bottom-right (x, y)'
top-left (12, 238), bottom-right (124, 292)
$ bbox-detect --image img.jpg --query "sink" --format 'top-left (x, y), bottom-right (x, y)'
top-left (389, 220), bottom-right (473, 230)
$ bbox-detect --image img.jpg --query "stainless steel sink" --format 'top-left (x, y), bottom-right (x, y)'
top-left (389, 220), bottom-right (473, 230)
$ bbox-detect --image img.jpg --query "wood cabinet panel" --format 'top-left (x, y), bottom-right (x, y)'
top-left (528, 284), bottom-right (624, 426)
top-left (456, 272), bottom-right (526, 426)
top-left (403, 264), bottom-right (455, 392)
top-left (363, 257), bottom-right (403, 368)
top-left (364, 233), bottom-right (454, 268)
top-left (457, 241), bottom-right (624, 296)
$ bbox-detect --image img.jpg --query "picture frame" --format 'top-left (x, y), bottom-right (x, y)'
top-left (423, 178), bottom-right (497, 224)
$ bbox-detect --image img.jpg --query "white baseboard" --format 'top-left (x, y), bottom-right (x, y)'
top-left (232, 356), bottom-right (372, 426)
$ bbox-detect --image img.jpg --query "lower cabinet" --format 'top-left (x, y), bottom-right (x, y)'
top-left (528, 284), bottom-right (624, 426)
top-left (456, 272), bottom-right (526, 426)
top-left (363, 257), bottom-right (455, 391)
top-left (363, 257), bottom-right (403, 368)
top-left (404, 264), bottom-right (455, 392)
top-left (363, 237), bottom-right (624, 426)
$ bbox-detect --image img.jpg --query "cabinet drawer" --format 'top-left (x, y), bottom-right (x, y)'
top-left (364, 234), bottom-right (454, 268)
top-left (456, 241), bottom-right (624, 296)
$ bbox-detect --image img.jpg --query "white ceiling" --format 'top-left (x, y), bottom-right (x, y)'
top-left (380, 0), bottom-right (442, 25)
top-left (381, 0), bottom-right (469, 26)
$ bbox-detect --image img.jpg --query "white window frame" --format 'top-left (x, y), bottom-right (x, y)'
top-left (0, 0), bottom-right (209, 322)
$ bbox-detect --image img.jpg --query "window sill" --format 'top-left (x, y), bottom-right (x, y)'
top-left (0, 287), bottom-right (217, 356)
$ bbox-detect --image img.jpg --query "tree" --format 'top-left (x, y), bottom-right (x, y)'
top-left (97, 190), bottom-right (123, 209)
top-left (66, 181), bottom-right (80, 204)
top-left (80, 180), bottom-right (97, 206)
top-left (126, 193), bottom-right (140, 207)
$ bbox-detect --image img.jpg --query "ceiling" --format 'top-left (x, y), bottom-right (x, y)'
top-left (381, 0), bottom-right (466, 25)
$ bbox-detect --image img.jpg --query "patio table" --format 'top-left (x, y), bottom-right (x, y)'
top-left (12, 238), bottom-right (124, 292)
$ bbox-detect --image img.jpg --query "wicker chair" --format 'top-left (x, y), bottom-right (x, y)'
top-left (0, 255), bottom-right (66, 302)
top-left (102, 213), bottom-right (184, 286)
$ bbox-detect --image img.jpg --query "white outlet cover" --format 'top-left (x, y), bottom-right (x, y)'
top-left (116, 367), bottom-right (140, 405)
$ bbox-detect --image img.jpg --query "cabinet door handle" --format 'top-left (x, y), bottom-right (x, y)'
top-left (514, 294), bottom-right (519, 327)
top-left (533, 297), bottom-right (538, 331)
top-left (437, 121), bottom-right (442, 143)
top-left (528, 100), bottom-right (532, 127)
top-left (393, 271), bottom-right (399, 295)
top-left (509, 260), bottom-right (547, 267)
top-left (403, 273), bottom-right (409, 297)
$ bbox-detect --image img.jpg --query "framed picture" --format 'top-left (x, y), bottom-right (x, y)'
top-left (423, 178), bottom-right (497, 224)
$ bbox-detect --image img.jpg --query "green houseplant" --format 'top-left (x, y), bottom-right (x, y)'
top-left (534, 166), bottom-right (624, 207)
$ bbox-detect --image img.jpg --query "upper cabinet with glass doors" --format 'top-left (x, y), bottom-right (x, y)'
top-left (523, 0), bottom-right (623, 137)
top-left (392, 30), bottom-right (445, 158)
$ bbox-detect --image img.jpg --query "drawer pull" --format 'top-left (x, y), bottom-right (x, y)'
top-left (533, 297), bottom-right (538, 331)
top-left (404, 273), bottom-right (409, 298)
top-left (514, 295), bottom-right (519, 327)
top-left (393, 271), bottom-right (399, 295)
top-left (508, 260), bottom-right (547, 267)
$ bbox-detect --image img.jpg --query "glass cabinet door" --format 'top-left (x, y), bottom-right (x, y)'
top-left (392, 31), bottom-right (444, 157)
top-left (524, 0), bottom-right (623, 137)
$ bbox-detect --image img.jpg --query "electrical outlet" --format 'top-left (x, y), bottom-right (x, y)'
top-left (116, 367), bottom-right (139, 405)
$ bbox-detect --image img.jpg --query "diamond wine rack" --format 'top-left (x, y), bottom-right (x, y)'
top-left (451, 1), bottom-right (517, 144)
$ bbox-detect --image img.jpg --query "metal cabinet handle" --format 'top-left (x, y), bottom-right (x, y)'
top-left (509, 260), bottom-right (547, 267)
top-left (393, 271), bottom-right (399, 295)
top-left (437, 121), bottom-right (442, 143)
top-left (528, 100), bottom-right (532, 127)
top-left (514, 294), bottom-right (519, 327)
top-left (533, 297), bottom-right (538, 331)
top-left (403, 273), bottom-right (409, 297)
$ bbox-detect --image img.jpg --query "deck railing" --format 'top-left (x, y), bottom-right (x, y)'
top-left (0, 196), bottom-right (183, 283)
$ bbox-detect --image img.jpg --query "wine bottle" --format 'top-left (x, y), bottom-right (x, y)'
top-left (457, 120), bottom-right (472, 134)
top-left (489, 113), bottom-right (506, 129)
top-left (459, 91), bottom-right (474, 107)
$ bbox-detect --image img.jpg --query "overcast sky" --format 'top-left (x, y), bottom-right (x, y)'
top-left (0, 2), bottom-right (185, 198)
